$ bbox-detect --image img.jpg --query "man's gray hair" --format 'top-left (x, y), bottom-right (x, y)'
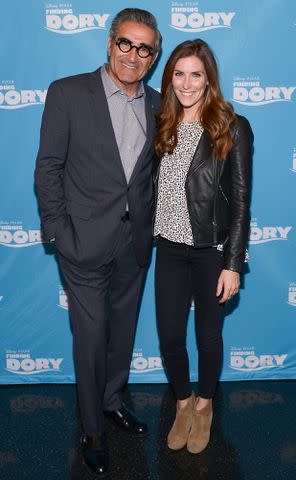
top-left (109, 8), bottom-right (162, 54)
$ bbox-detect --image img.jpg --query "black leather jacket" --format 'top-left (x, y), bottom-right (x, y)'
top-left (153, 115), bottom-right (254, 273)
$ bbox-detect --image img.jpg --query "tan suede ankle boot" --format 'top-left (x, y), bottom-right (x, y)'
top-left (167, 392), bottom-right (195, 450)
top-left (187, 399), bottom-right (213, 454)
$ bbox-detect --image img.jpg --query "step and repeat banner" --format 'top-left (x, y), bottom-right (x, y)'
top-left (1, 1), bottom-right (295, 384)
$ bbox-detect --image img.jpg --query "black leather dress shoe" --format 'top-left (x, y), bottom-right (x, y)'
top-left (105, 405), bottom-right (148, 436)
top-left (80, 433), bottom-right (109, 477)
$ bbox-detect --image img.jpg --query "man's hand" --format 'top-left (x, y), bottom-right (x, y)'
top-left (216, 269), bottom-right (240, 304)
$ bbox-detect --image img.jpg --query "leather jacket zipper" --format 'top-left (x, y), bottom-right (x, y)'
top-left (219, 184), bottom-right (229, 205)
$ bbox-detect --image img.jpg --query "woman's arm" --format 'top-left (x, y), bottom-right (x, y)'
top-left (222, 115), bottom-right (254, 273)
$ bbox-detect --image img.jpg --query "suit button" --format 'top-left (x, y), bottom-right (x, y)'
top-left (121, 211), bottom-right (130, 222)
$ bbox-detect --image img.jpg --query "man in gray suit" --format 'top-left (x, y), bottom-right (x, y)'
top-left (35, 8), bottom-right (161, 476)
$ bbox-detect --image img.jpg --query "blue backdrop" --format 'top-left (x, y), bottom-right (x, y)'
top-left (1, 0), bottom-right (295, 384)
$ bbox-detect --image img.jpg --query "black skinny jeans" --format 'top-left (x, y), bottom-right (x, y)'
top-left (155, 237), bottom-right (224, 400)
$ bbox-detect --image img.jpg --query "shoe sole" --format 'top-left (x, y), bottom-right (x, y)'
top-left (83, 459), bottom-right (110, 478)
top-left (167, 443), bottom-right (187, 450)
top-left (113, 427), bottom-right (149, 438)
top-left (105, 418), bottom-right (149, 437)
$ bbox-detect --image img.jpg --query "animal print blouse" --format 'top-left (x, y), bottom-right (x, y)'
top-left (154, 121), bottom-right (204, 246)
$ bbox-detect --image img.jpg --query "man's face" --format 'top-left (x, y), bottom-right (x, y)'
top-left (107, 21), bottom-right (157, 95)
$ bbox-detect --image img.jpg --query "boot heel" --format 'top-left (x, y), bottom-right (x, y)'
top-left (167, 392), bottom-right (195, 450)
top-left (187, 399), bottom-right (213, 454)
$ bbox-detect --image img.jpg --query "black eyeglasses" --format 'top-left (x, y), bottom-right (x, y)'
top-left (115, 38), bottom-right (154, 59)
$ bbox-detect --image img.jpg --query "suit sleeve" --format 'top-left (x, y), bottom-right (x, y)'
top-left (34, 81), bottom-right (69, 241)
top-left (223, 116), bottom-right (254, 272)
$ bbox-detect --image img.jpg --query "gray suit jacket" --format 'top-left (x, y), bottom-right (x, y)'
top-left (35, 68), bottom-right (161, 267)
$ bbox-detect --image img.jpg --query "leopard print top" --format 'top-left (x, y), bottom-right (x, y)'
top-left (154, 121), bottom-right (204, 245)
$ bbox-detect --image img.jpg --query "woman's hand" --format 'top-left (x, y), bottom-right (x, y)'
top-left (216, 269), bottom-right (240, 304)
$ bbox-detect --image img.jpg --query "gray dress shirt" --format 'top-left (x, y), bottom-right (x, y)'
top-left (100, 64), bottom-right (147, 184)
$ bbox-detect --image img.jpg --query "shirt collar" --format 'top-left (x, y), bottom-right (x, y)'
top-left (101, 64), bottom-right (145, 100)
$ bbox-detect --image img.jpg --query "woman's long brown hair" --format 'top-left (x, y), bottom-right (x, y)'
top-left (155, 39), bottom-right (236, 160)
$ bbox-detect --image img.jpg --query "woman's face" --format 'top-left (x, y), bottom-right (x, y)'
top-left (171, 55), bottom-right (208, 119)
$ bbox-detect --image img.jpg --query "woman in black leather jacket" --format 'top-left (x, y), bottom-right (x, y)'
top-left (153, 39), bottom-right (253, 454)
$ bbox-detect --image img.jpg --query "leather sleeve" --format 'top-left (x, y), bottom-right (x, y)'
top-left (34, 81), bottom-right (69, 241)
top-left (223, 115), bottom-right (254, 272)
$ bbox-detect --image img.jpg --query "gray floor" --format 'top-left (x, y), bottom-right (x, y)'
top-left (0, 381), bottom-right (295, 479)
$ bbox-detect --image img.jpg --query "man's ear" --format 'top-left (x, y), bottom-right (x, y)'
top-left (149, 51), bottom-right (159, 69)
top-left (107, 35), bottom-right (112, 57)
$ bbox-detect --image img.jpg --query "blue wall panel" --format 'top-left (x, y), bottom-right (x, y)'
top-left (1, 1), bottom-right (295, 384)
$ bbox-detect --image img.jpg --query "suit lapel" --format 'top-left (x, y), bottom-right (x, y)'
top-left (128, 86), bottom-right (156, 185)
top-left (88, 68), bottom-right (127, 186)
